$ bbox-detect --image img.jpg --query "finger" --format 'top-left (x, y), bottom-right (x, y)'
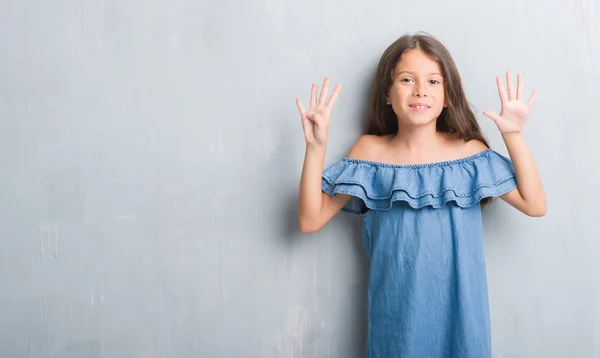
top-left (483, 110), bottom-right (501, 123)
top-left (516, 72), bottom-right (523, 101)
top-left (506, 70), bottom-right (515, 101)
top-left (309, 112), bottom-right (325, 128)
top-left (326, 84), bottom-right (342, 108)
top-left (496, 76), bottom-right (507, 103)
top-left (318, 77), bottom-right (330, 106)
top-left (296, 98), bottom-right (306, 114)
top-left (527, 88), bottom-right (538, 108)
top-left (310, 83), bottom-right (317, 109)
top-left (302, 117), bottom-right (312, 139)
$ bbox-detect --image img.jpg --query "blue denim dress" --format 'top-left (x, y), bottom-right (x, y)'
top-left (322, 149), bottom-right (517, 358)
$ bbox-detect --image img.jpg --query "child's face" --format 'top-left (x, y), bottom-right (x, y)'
top-left (387, 49), bottom-right (446, 127)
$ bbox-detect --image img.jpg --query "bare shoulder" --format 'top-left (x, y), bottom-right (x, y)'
top-left (347, 134), bottom-right (389, 159)
top-left (461, 138), bottom-right (489, 156)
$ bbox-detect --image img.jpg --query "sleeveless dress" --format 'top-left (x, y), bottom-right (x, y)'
top-left (321, 149), bottom-right (517, 358)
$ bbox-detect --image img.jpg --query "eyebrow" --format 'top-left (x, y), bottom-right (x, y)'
top-left (395, 71), bottom-right (443, 76)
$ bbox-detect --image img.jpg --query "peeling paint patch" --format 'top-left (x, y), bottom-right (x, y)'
top-left (38, 222), bottom-right (60, 348)
top-left (284, 305), bottom-right (310, 358)
top-left (572, 0), bottom-right (598, 69)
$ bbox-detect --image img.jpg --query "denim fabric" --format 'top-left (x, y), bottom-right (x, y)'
top-left (322, 149), bottom-right (517, 358)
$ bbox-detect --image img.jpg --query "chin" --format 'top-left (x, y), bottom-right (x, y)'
top-left (397, 113), bottom-right (440, 127)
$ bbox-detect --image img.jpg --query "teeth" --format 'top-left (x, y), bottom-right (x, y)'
top-left (412, 105), bottom-right (427, 109)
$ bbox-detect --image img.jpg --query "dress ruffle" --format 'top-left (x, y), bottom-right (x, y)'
top-left (322, 149), bottom-right (517, 215)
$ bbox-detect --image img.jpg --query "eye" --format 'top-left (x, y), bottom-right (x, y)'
top-left (401, 78), bottom-right (414, 83)
top-left (429, 79), bottom-right (441, 85)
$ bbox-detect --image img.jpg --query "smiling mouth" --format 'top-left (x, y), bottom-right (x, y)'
top-left (409, 104), bottom-right (431, 110)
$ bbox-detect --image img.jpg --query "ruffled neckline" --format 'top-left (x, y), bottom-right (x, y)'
top-left (341, 148), bottom-right (493, 169)
top-left (321, 149), bottom-right (517, 215)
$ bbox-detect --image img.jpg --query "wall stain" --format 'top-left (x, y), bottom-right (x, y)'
top-left (39, 223), bottom-right (59, 348)
top-left (572, 0), bottom-right (598, 69)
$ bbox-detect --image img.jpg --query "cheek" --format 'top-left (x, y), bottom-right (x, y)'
top-left (433, 88), bottom-right (446, 106)
top-left (388, 95), bottom-right (406, 107)
top-left (388, 87), bottom-right (409, 102)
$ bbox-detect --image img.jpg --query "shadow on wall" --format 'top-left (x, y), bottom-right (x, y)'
top-left (272, 63), bottom-right (377, 356)
top-left (280, 187), bottom-right (369, 355)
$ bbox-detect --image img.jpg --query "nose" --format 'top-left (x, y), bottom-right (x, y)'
top-left (414, 82), bottom-right (427, 97)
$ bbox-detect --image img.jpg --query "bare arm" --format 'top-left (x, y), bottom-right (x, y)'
top-left (500, 133), bottom-right (546, 216)
top-left (295, 77), bottom-right (349, 233)
top-left (298, 146), bottom-right (351, 233)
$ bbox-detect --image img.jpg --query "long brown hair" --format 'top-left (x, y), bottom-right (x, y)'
top-left (365, 32), bottom-right (488, 145)
top-left (365, 32), bottom-right (493, 205)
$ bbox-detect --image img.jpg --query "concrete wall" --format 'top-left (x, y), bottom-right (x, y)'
top-left (0, 0), bottom-right (598, 356)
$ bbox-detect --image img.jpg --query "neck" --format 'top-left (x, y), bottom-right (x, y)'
top-left (390, 121), bottom-right (445, 153)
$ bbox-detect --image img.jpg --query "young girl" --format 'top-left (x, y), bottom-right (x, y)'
top-left (296, 33), bottom-right (546, 358)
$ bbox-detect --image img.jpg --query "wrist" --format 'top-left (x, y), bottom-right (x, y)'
top-left (306, 143), bottom-right (327, 157)
top-left (501, 131), bottom-right (523, 138)
top-left (500, 130), bottom-right (526, 142)
top-left (501, 131), bottom-right (527, 149)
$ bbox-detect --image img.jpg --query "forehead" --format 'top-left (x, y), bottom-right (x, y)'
top-left (394, 49), bottom-right (442, 75)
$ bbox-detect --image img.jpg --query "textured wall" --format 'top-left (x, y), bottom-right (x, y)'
top-left (0, 0), bottom-right (598, 357)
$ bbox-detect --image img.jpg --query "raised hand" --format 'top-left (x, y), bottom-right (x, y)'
top-left (483, 71), bottom-right (538, 134)
top-left (296, 77), bottom-right (342, 147)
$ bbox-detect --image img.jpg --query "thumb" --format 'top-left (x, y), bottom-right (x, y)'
top-left (483, 110), bottom-right (501, 123)
top-left (309, 113), bottom-right (325, 128)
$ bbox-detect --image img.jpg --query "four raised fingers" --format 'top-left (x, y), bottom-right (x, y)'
top-left (301, 77), bottom-right (341, 111)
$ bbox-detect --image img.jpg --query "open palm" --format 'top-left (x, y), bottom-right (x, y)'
top-left (483, 71), bottom-right (537, 134)
top-left (296, 77), bottom-right (341, 147)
